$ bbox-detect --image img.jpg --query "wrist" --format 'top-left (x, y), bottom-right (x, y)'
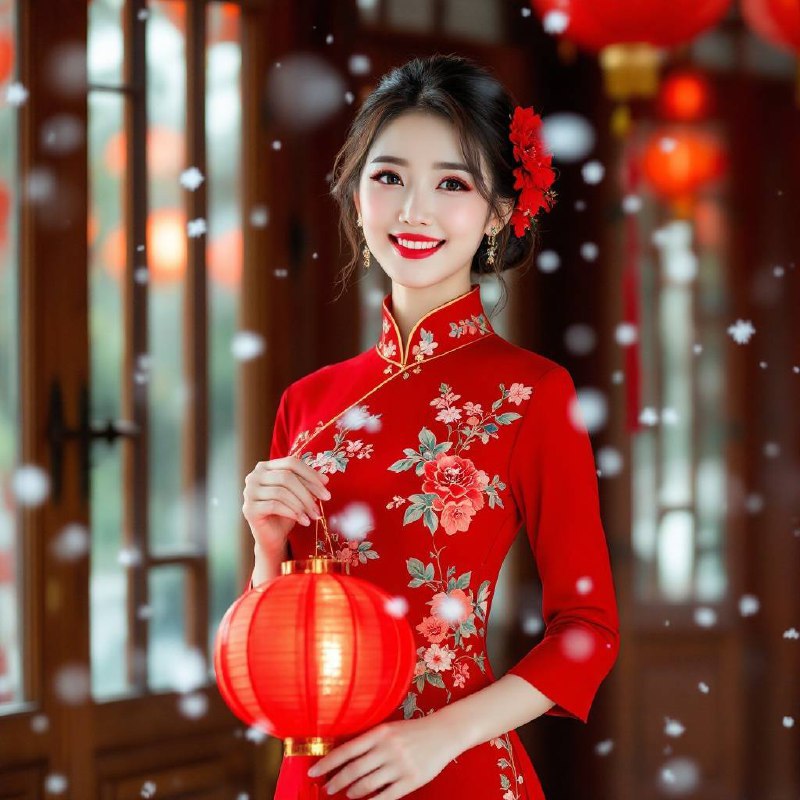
top-left (430, 701), bottom-right (481, 755)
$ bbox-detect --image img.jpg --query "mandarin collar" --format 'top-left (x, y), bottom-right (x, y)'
top-left (376, 283), bottom-right (495, 370)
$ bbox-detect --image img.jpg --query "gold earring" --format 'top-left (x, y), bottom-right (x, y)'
top-left (486, 225), bottom-right (498, 266)
top-left (357, 216), bottom-right (371, 270)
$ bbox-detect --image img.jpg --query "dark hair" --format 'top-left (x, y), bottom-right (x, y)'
top-left (328, 52), bottom-right (548, 304)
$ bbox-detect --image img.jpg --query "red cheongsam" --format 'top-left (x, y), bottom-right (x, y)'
top-left (247, 282), bottom-right (620, 799)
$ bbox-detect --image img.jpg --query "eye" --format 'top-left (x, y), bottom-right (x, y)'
top-left (370, 170), bottom-right (469, 192)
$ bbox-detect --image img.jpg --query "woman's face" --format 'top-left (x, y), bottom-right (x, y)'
top-left (354, 111), bottom-right (507, 290)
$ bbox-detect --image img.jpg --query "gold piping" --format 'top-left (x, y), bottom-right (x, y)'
top-left (290, 333), bottom-right (496, 459)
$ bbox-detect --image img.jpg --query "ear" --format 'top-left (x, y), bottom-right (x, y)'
top-left (485, 198), bottom-right (515, 236)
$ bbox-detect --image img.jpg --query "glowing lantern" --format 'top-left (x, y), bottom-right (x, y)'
top-left (102, 209), bottom-right (187, 283)
top-left (641, 129), bottom-right (727, 215)
top-left (103, 127), bottom-right (185, 178)
top-left (530, 0), bottom-right (732, 103)
top-left (214, 558), bottom-right (415, 763)
top-left (658, 71), bottom-right (713, 121)
top-left (0, 32), bottom-right (13, 84)
top-left (742, 0), bottom-right (800, 102)
top-left (208, 228), bottom-right (242, 289)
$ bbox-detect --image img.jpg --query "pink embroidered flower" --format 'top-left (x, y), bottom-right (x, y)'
top-left (503, 790), bottom-right (516, 800)
top-left (422, 453), bottom-right (489, 513)
top-left (380, 340), bottom-right (397, 358)
top-left (355, 443), bottom-right (373, 459)
top-left (438, 499), bottom-right (477, 535)
top-left (429, 589), bottom-right (472, 625)
top-left (335, 546), bottom-right (358, 566)
top-left (416, 615), bottom-right (450, 644)
top-left (345, 439), bottom-right (364, 455)
top-left (312, 454), bottom-right (339, 474)
top-left (452, 660), bottom-right (470, 688)
top-left (412, 338), bottom-right (438, 358)
top-left (413, 661), bottom-right (426, 677)
top-left (423, 643), bottom-right (455, 673)
top-left (507, 382), bottom-right (532, 406)
top-left (435, 406), bottom-right (462, 424)
top-left (463, 401), bottom-right (483, 416)
top-left (429, 390), bottom-right (461, 410)
top-left (490, 737), bottom-right (504, 749)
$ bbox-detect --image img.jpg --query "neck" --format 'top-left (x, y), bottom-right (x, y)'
top-left (390, 275), bottom-right (473, 346)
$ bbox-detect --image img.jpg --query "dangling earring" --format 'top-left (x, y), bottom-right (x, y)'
top-left (486, 225), bottom-right (498, 266)
top-left (357, 216), bottom-right (371, 270)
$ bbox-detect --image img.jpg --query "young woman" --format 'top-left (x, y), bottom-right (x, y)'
top-left (242, 53), bottom-right (620, 800)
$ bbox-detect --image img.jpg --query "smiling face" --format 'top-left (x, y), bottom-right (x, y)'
top-left (353, 111), bottom-right (510, 291)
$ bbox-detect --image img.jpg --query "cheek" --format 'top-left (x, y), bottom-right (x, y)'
top-left (360, 183), bottom-right (394, 219)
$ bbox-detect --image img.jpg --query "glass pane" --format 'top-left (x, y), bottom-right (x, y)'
top-left (148, 566), bottom-right (187, 691)
top-left (146, 1), bottom-right (189, 555)
top-left (88, 0), bottom-right (124, 87)
top-left (206, 1), bottom-right (243, 652)
top-left (444, 0), bottom-right (502, 43)
top-left (0, 0), bottom-right (22, 711)
top-left (88, 87), bottom-right (130, 700)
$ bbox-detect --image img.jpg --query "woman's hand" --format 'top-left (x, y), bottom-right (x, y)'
top-left (242, 456), bottom-right (331, 555)
top-left (306, 715), bottom-right (463, 799)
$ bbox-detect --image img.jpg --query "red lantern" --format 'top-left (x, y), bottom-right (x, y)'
top-left (530, 0), bottom-right (732, 50)
top-left (214, 558), bottom-right (415, 757)
top-left (530, 0), bottom-right (732, 103)
top-left (742, 0), bottom-right (800, 51)
top-left (641, 128), bottom-right (727, 212)
top-left (659, 71), bottom-right (713, 121)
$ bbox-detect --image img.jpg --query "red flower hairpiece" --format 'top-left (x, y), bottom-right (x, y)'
top-left (508, 106), bottom-right (557, 237)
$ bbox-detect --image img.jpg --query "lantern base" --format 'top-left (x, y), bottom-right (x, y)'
top-left (284, 736), bottom-right (335, 757)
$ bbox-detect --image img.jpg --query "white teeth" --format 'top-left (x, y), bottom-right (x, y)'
top-left (394, 237), bottom-right (441, 250)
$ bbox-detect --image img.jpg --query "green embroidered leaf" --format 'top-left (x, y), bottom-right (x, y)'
top-left (459, 618), bottom-right (477, 638)
top-left (483, 423), bottom-right (498, 434)
top-left (432, 441), bottom-right (453, 455)
top-left (425, 672), bottom-right (446, 689)
top-left (403, 504), bottom-right (425, 525)
top-left (447, 578), bottom-right (456, 592)
top-left (414, 675), bottom-right (426, 693)
top-left (455, 571), bottom-right (472, 589)
top-left (497, 758), bottom-right (511, 769)
top-left (500, 774), bottom-right (511, 790)
top-left (408, 578), bottom-right (425, 588)
top-left (495, 412), bottom-right (521, 425)
top-left (423, 563), bottom-right (435, 582)
top-left (407, 558), bottom-right (426, 578)
top-left (402, 692), bottom-right (418, 720)
top-left (365, 550), bottom-right (379, 560)
top-left (418, 427), bottom-right (437, 452)
top-left (491, 399), bottom-right (503, 412)
top-left (357, 541), bottom-right (372, 551)
top-left (447, 565), bottom-right (456, 578)
top-left (474, 653), bottom-right (486, 674)
top-left (388, 457), bottom-right (417, 473)
top-left (423, 508), bottom-right (438, 534)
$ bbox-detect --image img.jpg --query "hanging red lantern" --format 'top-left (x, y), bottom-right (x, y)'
top-left (214, 558), bottom-right (415, 759)
top-left (641, 128), bottom-right (727, 214)
top-left (742, 0), bottom-right (800, 102)
top-left (530, 0), bottom-right (732, 103)
top-left (658, 70), bottom-right (713, 121)
top-left (0, 32), bottom-right (13, 84)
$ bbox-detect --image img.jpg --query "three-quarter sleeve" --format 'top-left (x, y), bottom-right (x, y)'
top-left (245, 384), bottom-right (294, 591)
top-left (505, 365), bottom-right (620, 724)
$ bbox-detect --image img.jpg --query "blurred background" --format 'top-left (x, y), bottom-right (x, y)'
top-left (0, 0), bottom-right (798, 798)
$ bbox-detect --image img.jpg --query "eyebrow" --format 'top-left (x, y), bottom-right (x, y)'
top-left (370, 155), bottom-right (473, 174)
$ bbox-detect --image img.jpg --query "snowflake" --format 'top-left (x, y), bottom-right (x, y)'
top-left (727, 319), bottom-right (755, 344)
top-left (180, 166), bottom-right (205, 191)
top-left (187, 217), bottom-right (207, 238)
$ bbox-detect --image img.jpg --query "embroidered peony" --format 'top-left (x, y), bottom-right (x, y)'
top-left (422, 453), bottom-right (489, 512)
top-left (416, 615), bottom-right (450, 644)
top-left (429, 589), bottom-right (472, 625)
top-left (506, 382), bottom-right (533, 406)
top-left (423, 643), bottom-right (455, 673)
top-left (438, 499), bottom-right (478, 535)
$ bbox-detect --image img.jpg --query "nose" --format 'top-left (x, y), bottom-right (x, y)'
top-left (398, 187), bottom-right (431, 227)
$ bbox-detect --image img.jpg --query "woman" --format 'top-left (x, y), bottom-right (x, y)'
top-left (241, 53), bottom-right (620, 800)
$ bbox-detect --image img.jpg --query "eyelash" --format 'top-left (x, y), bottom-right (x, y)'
top-left (370, 170), bottom-right (470, 192)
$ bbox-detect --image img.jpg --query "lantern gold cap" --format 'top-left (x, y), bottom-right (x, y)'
top-left (284, 736), bottom-right (334, 757)
top-left (280, 557), bottom-right (349, 576)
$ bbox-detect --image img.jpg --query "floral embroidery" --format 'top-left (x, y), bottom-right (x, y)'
top-left (378, 338), bottom-right (397, 360)
top-left (392, 380), bottom-right (532, 720)
top-left (294, 404), bottom-right (381, 567)
top-left (449, 312), bottom-right (492, 339)
top-left (490, 734), bottom-right (525, 799)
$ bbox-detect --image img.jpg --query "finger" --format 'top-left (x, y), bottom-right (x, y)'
top-left (260, 470), bottom-right (323, 521)
top-left (250, 492), bottom-right (311, 527)
top-left (370, 782), bottom-right (409, 800)
top-left (323, 751), bottom-right (388, 797)
top-left (307, 732), bottom-right (378, 778)
top-left (266, 456), bottom-right (330, 493)
top-left (336, 764), bottom-right (397, 799)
